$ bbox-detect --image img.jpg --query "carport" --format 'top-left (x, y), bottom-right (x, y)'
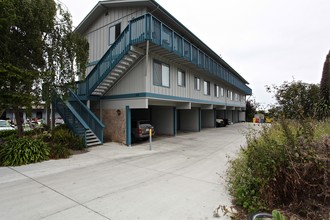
top-left (150, 106), bottom-right (176, 136)
top-left (201, 109), bottom-right (215, 128)
top-left (177, 107), bottom-right (201, 132)
top-left (127, 105), bottom-right (177, 146)
top-left (226, 108), bottom-right (234, 123)
top-left (215, 106), bottom-right (226, 121)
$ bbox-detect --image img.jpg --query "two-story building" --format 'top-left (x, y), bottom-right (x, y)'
top-left (56, 0), bottom-right (252, 147)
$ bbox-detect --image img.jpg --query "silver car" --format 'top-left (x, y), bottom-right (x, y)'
top-left (131, 120), bottom-right (155, 142)
top-left (0, 120), bottom-right (15, 131)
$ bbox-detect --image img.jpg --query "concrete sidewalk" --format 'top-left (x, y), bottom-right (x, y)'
top-left (0, 123), bottom-right (254, 220)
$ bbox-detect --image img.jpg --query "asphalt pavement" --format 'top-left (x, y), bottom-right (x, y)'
top-left (0, 123), bottom-right (255, 220)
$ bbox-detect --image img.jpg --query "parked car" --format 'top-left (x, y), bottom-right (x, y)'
top-left (55, 117), bottom-right (64, 126)
top-left (0, 120), bottom-right (15, 131)
top-left (216, 118), bottom-right (229, 127)
top-left (131, 120), bottom-right (155, 142)
top-left (216, 119), bottom-right (226, 127)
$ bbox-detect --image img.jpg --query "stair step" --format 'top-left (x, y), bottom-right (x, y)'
top-left (88, 45), bottom-right (143, 96)
top-left (86, 141), bottom-right (102, 147)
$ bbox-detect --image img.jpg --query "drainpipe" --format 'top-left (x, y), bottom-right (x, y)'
top-left (146, 40), bottom-right (149, 76)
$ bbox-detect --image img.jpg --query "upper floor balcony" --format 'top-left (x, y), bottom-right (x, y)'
top-left (78, 13), bottom-right (252, 97)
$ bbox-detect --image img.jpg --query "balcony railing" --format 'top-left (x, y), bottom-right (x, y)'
top-left (78, 13), bottom-right (252, 96)
top-left (148, 15), bottom-right (252, 95)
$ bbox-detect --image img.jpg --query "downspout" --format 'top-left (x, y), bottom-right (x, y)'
top-left (146, 40), bottom-right (149, 76)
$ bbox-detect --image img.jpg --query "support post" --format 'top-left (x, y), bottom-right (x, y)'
top-left (126, 106), bottom-right (131, 146)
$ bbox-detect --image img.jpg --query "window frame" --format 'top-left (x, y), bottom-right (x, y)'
top-left (194, 76), bottom-right (200, 91)
top-left (177, 69), bottom-right (186, 87)
top-left (214, 84), bottom-right (220, 97)
top-left (153, 60), bottom-right (170, 88)
top-left (109, 23), bottom-right (121, 46)
top-left (203, 80), bottom-right (210, 96)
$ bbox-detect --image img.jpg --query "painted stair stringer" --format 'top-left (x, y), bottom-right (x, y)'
top-left (91, 45), bottom-right (145, 96)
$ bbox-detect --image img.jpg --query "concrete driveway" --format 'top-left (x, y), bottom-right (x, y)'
top-left (0, 123), bottom-right (253, 220)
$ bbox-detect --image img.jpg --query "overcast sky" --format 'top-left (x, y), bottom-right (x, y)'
top-left (59, 0), bottom-right (330, 109)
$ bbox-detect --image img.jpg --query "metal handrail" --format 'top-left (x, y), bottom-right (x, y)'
top-left (68, 89), bottom-right (104, 143)
top-left (78, 13), bottom-right (251, 97)
top-left (55, 98), bottom-right (87, 145)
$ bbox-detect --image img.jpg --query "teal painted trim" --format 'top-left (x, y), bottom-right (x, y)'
top-left (126, 106), bottom-right (131, 146)
top-left (198, 108), bottom-right (201, 132)
top-left (173, 107), bottom-right (177, 136)
top-left (76, 95), bottom-right (101, 101)
top-left (102, 92), bottom-right (245, 107)
top-left (214, 108), bottom-right (217, 128)
top-left (86, 60), bottom-right (99, 67)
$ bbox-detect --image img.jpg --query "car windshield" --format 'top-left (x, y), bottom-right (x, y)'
top-left (0, 121), bottom-right (9, 127)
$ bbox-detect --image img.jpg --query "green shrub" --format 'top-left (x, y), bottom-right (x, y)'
top-left (0, 130), bottom-right (17, 139)
top-left (272, 210), bottom-right (286, 220)
top-left (0, 137), bottom-right (50, 166)
top-left (227, 119), bottom-right (330, 218)
top-left (314, 118), bottom-right (330, 139)
top-left (51, 126), bottom-right (84, 150)
top-left (49, 143), bottom-right (71, 159)
top-left (41, 131), bottom-right (52, 142)
top-left (228, 123), bottom-right (289, 212)
top-left (24, 127), bottom-right (45, 136)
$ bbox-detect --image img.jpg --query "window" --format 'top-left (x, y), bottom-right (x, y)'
top-left (109, 23), bottom-right (121, 45)
top-left (214, 84), bottom-right (219, 97)
top-left (204, 81), bottom-right (210, 95)
top-left (177, 69), bottom-right (186, 87)
top-left (194, 77), bottom-right (200, 90)
top-left (220, 87), bottom-right (224, 97)
top-left (227, 89), bottom-right (230, 98)
top-left (153, 60), bottom-right (170, 87)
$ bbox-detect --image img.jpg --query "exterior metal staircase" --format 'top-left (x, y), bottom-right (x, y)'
top-left (55, 16), bottom-right (147, 147)
top-left (92, 46), bottom-right (144, 96)
top-left (86, 129), bottom-right (101, 146)
top-left (55, 90), bottom-right (104, 147)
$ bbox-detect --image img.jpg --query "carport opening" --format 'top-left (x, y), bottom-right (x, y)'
top-left (130, 109), bottom-right (152, 143)
top-left (177, 108), bottom-right (200, 132)
top-left (130, 106), bottom-right (176, 144)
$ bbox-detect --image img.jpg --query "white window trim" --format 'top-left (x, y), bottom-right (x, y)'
top-left (194, 76), bottom-right (200, 91)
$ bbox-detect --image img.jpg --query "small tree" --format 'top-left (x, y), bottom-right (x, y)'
top-left (246, 97), bottom-right (259, 122)
top-left (0, 0), bottom-right (57, 135)
top-left (316, 50), bottom-right (330, 120)
top-left (0, 0), bottom-right (88, 135)
top-left (266, 80), bottom-right (320, 120)
top-left (42, 4), bottom-right (88, 126)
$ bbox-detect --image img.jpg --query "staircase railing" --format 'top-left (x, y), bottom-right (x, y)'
top-left (55, 97), bottom-right (88, 145)
top-left (68, 89), bottom-right (105, 143)
top-left (77, 13), bottom-right (251, 96)
top-left (78, 15), bottom-right (147, 96)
